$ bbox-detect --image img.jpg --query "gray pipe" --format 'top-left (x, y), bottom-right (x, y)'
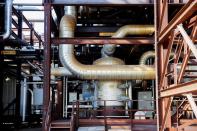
top-left (52, 6), bottom-right (155, 80)
top-left (102, 25), bottom-right (154, 57)
top-left (0, 0), bottom-right (13, 39)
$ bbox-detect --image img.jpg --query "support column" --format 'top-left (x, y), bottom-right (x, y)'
top-left (42, 2), bottom-right (51, 131)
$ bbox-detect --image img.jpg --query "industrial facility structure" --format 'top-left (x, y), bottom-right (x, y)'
top-left (0, 0), bottom-right (196, 131)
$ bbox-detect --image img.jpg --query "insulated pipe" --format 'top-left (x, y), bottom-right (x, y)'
top-left (0, 0), bottom-right (13, 39)
top-left (139, 51), bottom-right (155, 65)
top-left (102, 25), bottom-right (154, 56)
top-left (51, 67), bottom-right (73, 76)
top-left (53, 6), bottom-right (155, 80)
top-left (139, 51), bottom-right (174, 65)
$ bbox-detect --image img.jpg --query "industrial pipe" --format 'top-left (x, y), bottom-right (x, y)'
top-left (52, 6), bottom-right (155, 80)
top-left (51, 67), bottom-right (73, 76)
top-left (139, 51), bottom-right (155, 65)
top-left (139, 51), bottom-right (174, 65)
top-left (0, 0), bottom-right (13, 39)
top-left (102, 25), bottom-right (154, 57)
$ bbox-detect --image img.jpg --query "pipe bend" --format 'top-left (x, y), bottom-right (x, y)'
top-left (139, 51), bottom-right (155, 65)
top-left (0, 0), bottom-right (13, 39)
top-left (102, 25), bottom-right (154, 56)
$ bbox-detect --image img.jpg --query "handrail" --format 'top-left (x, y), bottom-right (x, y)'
top-left (12, 7), bottom-right (43, 45)
top-left (44, 101), bottom-right (52, 131)
top-left (71, 99), bottom-right (156, 131)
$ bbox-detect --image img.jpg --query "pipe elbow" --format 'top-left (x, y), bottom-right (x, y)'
top-left (139, 51), bottom-right (155, 65)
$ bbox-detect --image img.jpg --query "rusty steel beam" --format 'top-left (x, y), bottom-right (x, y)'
top-left (158, 0), bottom-right (197, 43)
top-left (160, 97), bottom-right (173, 131)
top-left (160, 80), bottom-right (197, 98)
top-left (178, 119), bottom-right (197, 130)
top-left (52, 0), bottom-right (153, 5)
top-left (158, 0), bottom-right (168, 33)
top-left (51, 37), bottom-right (154, 45)
top-left (42, 3), bottom-right (51, 131)
top-left (159, 30), bottom-right (175, 88)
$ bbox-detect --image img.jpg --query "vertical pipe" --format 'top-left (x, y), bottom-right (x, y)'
top-left (154, 0), bottom-right (160, 130)
top-left (62, 77), bottom-right (65, 117)
top-left (65, 77), bottom-right (68, 118)
top-left (22, 78), bottom-right (27, 122)
top-left (125, 87), bottom-right (128, 115)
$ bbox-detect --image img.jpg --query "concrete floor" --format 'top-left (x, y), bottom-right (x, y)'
top-left (78, 126), bottom-right (105, 131)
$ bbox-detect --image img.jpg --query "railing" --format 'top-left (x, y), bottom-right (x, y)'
top-left (11, 7), bottom-right (43, 47)
top-left (70, 99), bottom-right (156, 131)
top-left (44, 101), bottom-right (52, 131)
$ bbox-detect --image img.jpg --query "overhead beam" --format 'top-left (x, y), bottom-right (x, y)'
top-left (52, 0), bottom-right (189, 5)
top-left (160, 80), bottom-right (197, 98)
top-left (52, 0), bottom-right (153, 5)
top-left (51, 37), bottom-right (154, 45)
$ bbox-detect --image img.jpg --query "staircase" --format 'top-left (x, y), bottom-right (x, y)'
top-left (50, 119), bottom-right (71, 131)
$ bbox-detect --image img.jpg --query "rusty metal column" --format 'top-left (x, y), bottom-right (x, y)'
top-left (56, 80), bottom-right (63, 118)
top-left (42, 2), bottom-right (51, 131)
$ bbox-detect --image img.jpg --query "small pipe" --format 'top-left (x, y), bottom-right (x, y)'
top-left (0, 0), bottom-right (13, 39)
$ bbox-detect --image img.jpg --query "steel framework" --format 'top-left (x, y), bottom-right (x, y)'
top-left (155, 0), bottom-right (197, 131)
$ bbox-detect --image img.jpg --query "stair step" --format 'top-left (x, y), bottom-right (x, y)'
top-left (188, 63), bottom-right (197, 66)
top-left (185, 70), bottom-right (197, 72)
top-left (50, 126), bottom-right (70, 129)
top-left (183, 75), bottom-right (197, 78)
top-left (50, 120), bottom-right (71, 129)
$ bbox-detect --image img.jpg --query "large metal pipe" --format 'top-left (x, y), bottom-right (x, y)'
top-left (0, 0), bottom-right (13, 39)
top-left (52, 6), bottom-right (155, 80)
top-left (102, 25), bottom-right (154, 57)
